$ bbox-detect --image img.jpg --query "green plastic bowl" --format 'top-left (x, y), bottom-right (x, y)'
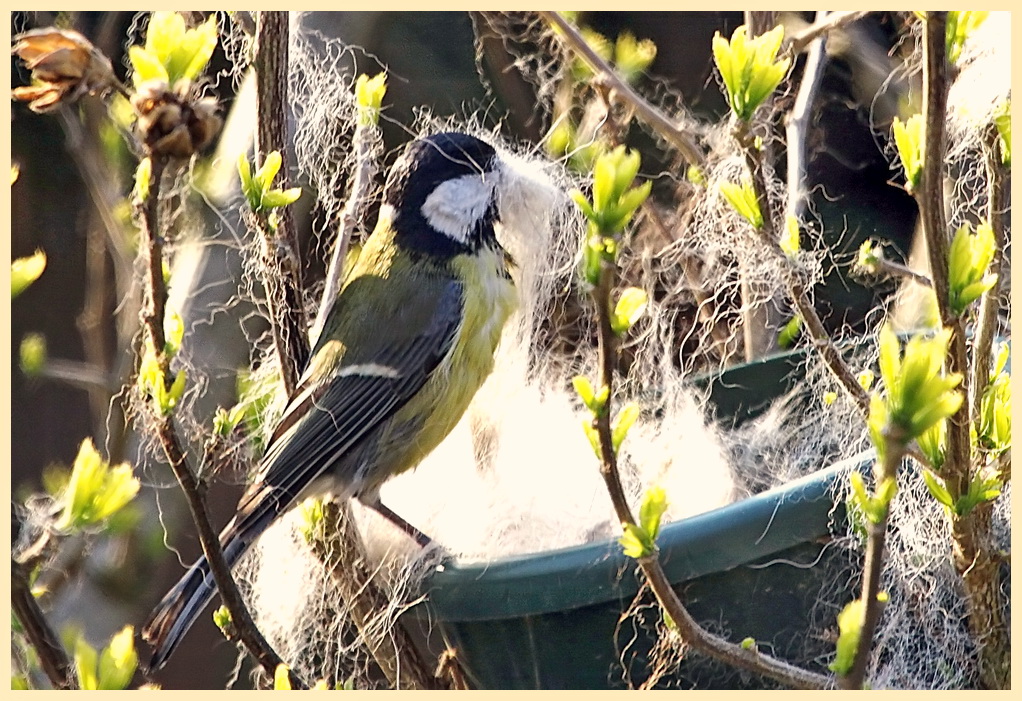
top-left (408, 454), bottom-right (863, 689)
top-left (405, 347), bottom-right (869, 688)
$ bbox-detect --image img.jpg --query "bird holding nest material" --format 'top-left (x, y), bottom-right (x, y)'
top-left (143, 131), bottom-right (524, 670)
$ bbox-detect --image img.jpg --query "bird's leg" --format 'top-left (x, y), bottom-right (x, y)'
top-left (360, 498), bottom-right (434, 548)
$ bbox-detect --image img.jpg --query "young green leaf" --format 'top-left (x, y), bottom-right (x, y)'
top-left (856, 369), bottom-right (875, 392)
top-left (96, 626), bottom-right (138, 690)
top-left (611, 403), bottom-right (640, 454)
top-left (686, 164), bottom-right (705, 187)
top-left (575, 147), bottom-right (651, 237)
top-left (165, 369), bottom-right (188, 415)
top-left (638, 486), bottom-right (668, 544)
top-left (568, 27), bottom-right (611, 81)
top-left (978, 368), bottom-right (1010, 453)
top-left (917, 418), bottom-right (947, 470)
top-left (830, 598), bottom-right (864, 675)
top-left (128, 44), bottom-right (169, 85)
top-left (922, 469), bottom-right (955, 511)
top-left (74, 635), bottom-right (100, 690)
top-left (848, 471), bottom-right (897, 525)
top-left (712, 25), bottom-right (790, 121)
top-left (993, 99), bottom-right (1011, 165)
top-left (780, 215), bottom-right (801, 258)
top-left (581, 420), bottom-right (601, 458)
top-left (619, 522), bottom-right (653, 559)
top-left (212, 605), bottom-right (232, 632)
top-left (855, 239), bottom-right (883, 276)
top-left (298, 497), bottom-right (327, 544)
top-left (546, 120), bottom-right (574, 158)
top-left (947, 221), bottom-right (998, 317)
top-left (355, 72), bottom-right (387, 127)
top-left (955, 470), bottom-right (1002, 517)
top-left (720, 180), bottom-right (763, 229)
top-left (614, 32), bottom-right (657, 84)
top-left (274, 664), bottom-right (292, 690)
top-left (945, 11), bottom-right (989, 65)
top-left (572, 375), bottom-right (595, 410)
top-left (130, 12), bottom-right (218, 88)
top-left (255, 151), bottom-right (283, 193)
top-left (260, 187), bottom-right (303, 209)
top-left (19, 333), bottom-right (47, 378)
top-left (873, 324), bottom-right (963, 443)
top-left (238, 153), bottom-right (256, 209)
top-left (892, 114), bottom-right (924, 193)
top-left (134, 157), bottom-right (152, 202)
top-left (11, 250), bottom-right (47, 298)
top-left (212, 404), bottom-right (246, 437)
top-left (611, 287), bottom-right (648, 335)
top-left (56, 438), bottom-right (140, 531)
top-left (164, 309), bottom-right (185, 357)
top-left (777, 314), bottom-right (802, 350)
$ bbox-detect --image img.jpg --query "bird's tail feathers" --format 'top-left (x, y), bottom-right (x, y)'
top-left (142, 527), bottom-right (250, 671)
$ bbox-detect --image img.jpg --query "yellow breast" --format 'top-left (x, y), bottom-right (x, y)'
top-left (385, 246), bottom-right (517, 479)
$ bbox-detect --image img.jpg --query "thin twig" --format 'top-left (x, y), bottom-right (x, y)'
top-left (919, 12), bottom-right (970, 497)
top-left (151, 422), bottom-right (302, 686)
top-left (969, 124), bottom-right (1008, 421)
top-left (917, 14), bottom-right (1009, 689)
top-left (56, 108), bottom-right (136, 283)
top-left (865, 257), bottom-right (935, 288)
top-left (311, 120), bottom-right (380, 345)
top-left (11, 558), bottom-right (78, 689)
top-left (785, 10), bottom-right (829, 230)
top-left (78, 217), bottom-right (115, 431)
top-left (738, 83), bottom-right (871, 414)
top-left (586, 258), bottom-right (831, 689)
top-left (789, 283), bottom-right (871, 416)
top-left (36, 359), bottom-right (112, 393)
top-left (787, 11), bottom-right (870, 56)
top-left (310, 502), bottom-right (442, 690)
top-left (538, 11), bottom-right (703, 168)
top-left (839, 436), bottom-right (906, 689)
top-left (253, 10), bottom-right (309, 394)
top-left (140, 157), bottom-right (169, 361)
top-left (138, 156), bottom-right (304, 688)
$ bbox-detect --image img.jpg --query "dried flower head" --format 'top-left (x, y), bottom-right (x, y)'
top-left (131, 79), bottom-right (221, 159)
top-left (11, 28), bottom-right (116, 113)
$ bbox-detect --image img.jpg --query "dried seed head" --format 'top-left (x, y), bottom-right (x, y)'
top-left (12, 28), bottom-right (116, 113)
top-left (131, 79), bottom-right (222, 159)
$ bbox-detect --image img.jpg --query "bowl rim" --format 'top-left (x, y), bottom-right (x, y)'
top-left (418, 451), bottom-right (871, 621)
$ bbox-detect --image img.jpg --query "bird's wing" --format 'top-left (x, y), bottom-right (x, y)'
top-left (229, 278), bottom-right (464, 539)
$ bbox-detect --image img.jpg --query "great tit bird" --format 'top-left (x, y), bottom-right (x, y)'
top-left (142, 131), bottom-right (519, 670)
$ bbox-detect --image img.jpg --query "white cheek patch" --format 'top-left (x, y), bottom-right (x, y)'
top-left (421, 172), bottom-right (497, 244)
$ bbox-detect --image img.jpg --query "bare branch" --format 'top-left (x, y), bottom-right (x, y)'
top-left (787, 11), bottom-right (870, 55)
top-left (785, 10), bottom-right (829, 229)
top-left (587, 256), bottom-right (830, 690)
top-left (11, 558), bottom-right (79, 690)
top-left (970, 124), bottom-right (1008, 420)
top-left (839, 438), bottom-right (906, 689)
top-left (253, 11), bottom-right (309, 394)
top-left (311, 120), bottom-right (380, 345)
top-left (137, 154), bottom-right (304, 689)
top-left (538, 11), bottom-right (704, 167)
top-left (310, 502), bottom-right (444, 690)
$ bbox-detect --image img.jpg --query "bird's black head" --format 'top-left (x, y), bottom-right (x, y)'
top-left (383, 132), bottom-right (502, 258)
